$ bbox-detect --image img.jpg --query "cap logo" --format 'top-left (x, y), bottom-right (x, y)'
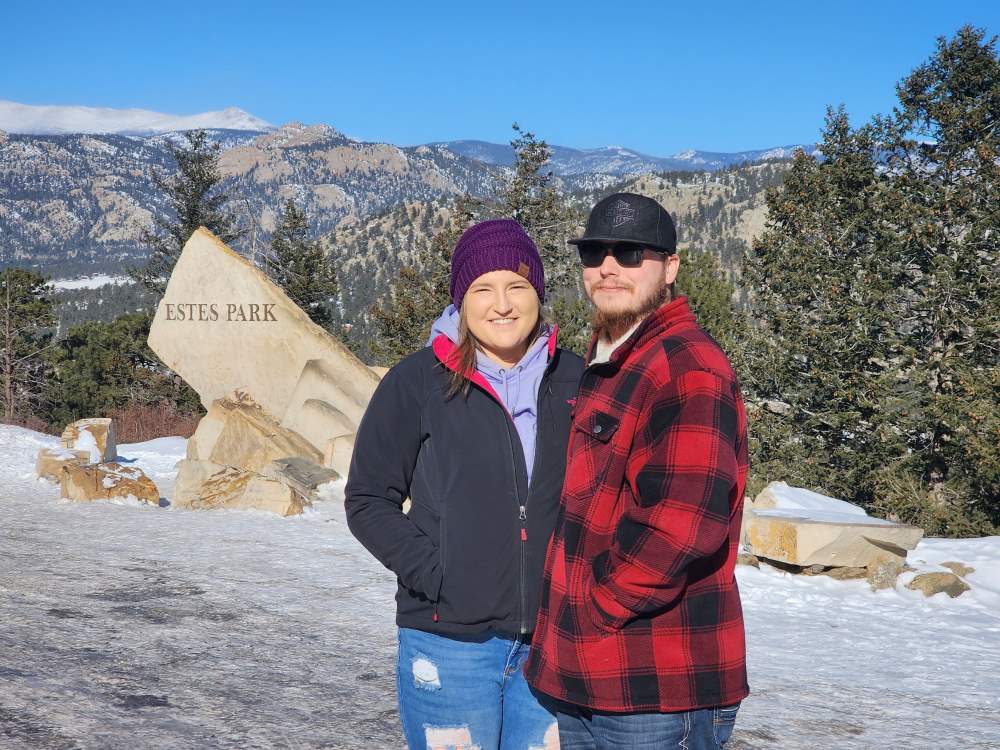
top-left (516, 261), bottom-right (530, 278)
top-left (606, 198), bottom-right (636, 228)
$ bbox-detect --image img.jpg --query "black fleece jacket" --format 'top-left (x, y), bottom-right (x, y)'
top-left (345, 344), bottom-right (583, 635)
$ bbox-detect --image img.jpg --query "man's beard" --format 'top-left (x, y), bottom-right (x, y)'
top-left (591, 280), bottom-right (671, 342)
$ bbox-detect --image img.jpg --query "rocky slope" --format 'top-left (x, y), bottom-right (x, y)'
top-left (0, 124), bottom-right (502, 273)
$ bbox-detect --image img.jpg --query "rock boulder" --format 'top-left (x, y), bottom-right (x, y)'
top-left (183, 465), bottom-right (309, 517)
top-left (907, 572), bottom-right (970, 598)
top-left (61, 418), bottom-right (117, 463)
top-left (60, 463), bottom-right (161, 506)
top-left (743, 483), bottom-right (923, 569)
top-left (36, 448), bottom-right (91, 481)
top-left (147, 228), bottom-right (379, 427)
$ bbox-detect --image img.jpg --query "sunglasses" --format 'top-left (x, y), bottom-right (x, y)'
top-left (577, 242), bottom-right (666, 268)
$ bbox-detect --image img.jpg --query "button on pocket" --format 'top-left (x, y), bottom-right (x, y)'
top-left (563, 410), bottom-right (620, 502)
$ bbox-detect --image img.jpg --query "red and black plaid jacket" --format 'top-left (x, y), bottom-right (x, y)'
top-left (524, 297), bottom-right (749, 713)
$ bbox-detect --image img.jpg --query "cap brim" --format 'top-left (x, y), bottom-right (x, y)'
top-left (568, 236), bottom-right (676, 253)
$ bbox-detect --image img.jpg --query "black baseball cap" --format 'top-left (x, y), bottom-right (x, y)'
top-left (569, 192), bottom-right (677, 254)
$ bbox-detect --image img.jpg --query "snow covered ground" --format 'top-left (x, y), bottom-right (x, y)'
top-left (1, 423), bottom-right (998, 749)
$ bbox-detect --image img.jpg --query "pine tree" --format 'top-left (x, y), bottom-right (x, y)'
top-left (0, 269), bottom-right (55, 424)
top-left (503, 124), bottom-right (582, 295)
top-left (675, 248), bottom-right (745, 357)
top-left (504, 125), bottom-right (590, 353)
top-left (265, 199), bottom-right (339, 332)
top-left (742, 27), bottom-right (999, 535)
top-left (50, 313), bottom-right (201, 427)
top-left (131, 130), bottom-right (243, 295)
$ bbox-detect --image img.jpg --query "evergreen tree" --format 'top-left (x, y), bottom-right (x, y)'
top-left (50, 313), bottom-right (201, 427)
top-left (504, 125), bottom-right (590, 352)
top-left (265, 199), bottom-right (339, 332)
top-left (742, 27), bottom-right (999, 535)
top-left (503, 124), bottom-right (582, 295)
top-left (675, 248), bottom-right (746, 357)
top-left (0, 269), bottom-right (56, 423)
top-left (131, 130), bottom-right (243, 295)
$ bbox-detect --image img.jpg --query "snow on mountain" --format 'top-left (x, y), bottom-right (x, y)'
top-left (2, 421), bottom-right (999, 747)
top-left (0, 100), bottom-right (274, 135)
top-left (435, 139), bottom-right (818, 176)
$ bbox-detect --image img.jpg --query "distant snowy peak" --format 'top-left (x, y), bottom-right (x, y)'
top-left (0, 100), bottom-right (275, 135)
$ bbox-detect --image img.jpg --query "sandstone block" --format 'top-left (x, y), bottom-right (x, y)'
top-left (61, 418), bottom-right (117, 462)
top-left (323, 434), bottom-right (355, 479)
top-left (743, 510), bottom-right (924, 569)
top-left (207, 397), bottom-right (322, 473)
top-left (147, 228), bottom-right (379, 424)
top-left (36, 448), bottom-right (91, 481)
top-left (60, 462), bottom-right (160, 506)
top-left (867, 560), bottom-right (904, 590)
top-left (185, 465), bottom-right (308, 517)
top-left (279, 360), bottom-right (358, 451)
top-left (185, 398), bottom-right (236, 461)
top-left (907, 572), bottom-right (970, 598)
top-left (940, 561), bottom-right (975, 578)
top-left (172, 458), bottom-right (225, 508)
top-left (259, 457), bottom-right (338, 498)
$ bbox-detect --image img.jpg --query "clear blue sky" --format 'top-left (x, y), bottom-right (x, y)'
top-left (3, 0), bottom-right (997, 154)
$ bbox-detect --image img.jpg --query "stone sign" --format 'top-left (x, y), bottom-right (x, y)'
top-left (147, 228), bottom-right (382, 512)
top-left (147, 228), bottom-right (379, 432)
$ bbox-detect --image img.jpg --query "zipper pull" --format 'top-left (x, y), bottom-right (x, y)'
top-left (521, 528), bottom-right (528, 542)
top-left (519, 505), bottom-right (526, 520)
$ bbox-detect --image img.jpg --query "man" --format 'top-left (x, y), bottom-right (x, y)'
top-left (525, 193), bottom-right (748, 749)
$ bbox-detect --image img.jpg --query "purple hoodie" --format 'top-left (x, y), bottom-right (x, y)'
top-left (428, 305), bottom-right (551, 485)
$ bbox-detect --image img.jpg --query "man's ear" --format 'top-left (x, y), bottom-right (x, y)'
top-left (664, 253), bottom-right (680, 285)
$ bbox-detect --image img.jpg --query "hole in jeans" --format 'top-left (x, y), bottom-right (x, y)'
top-left (425, 726), bottom-right (481, 750)
top-left (527, 722), bottom-right (559, 750)
top-left (412, 656), bottom-right (441, 690)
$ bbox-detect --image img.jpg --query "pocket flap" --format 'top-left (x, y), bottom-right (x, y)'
top-left (575, 410), bottom-right (619, 443)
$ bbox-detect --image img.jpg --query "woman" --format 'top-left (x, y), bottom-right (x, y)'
top-left (346, 219), bottom-right (583, 750)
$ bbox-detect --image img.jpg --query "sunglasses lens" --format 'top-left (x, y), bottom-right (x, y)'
top-left (578, 243), bottom-right (607, 267)
top-left (612, 244), bottom-right (644, 267)
top-left (577, 242), bottom-right (648, 267)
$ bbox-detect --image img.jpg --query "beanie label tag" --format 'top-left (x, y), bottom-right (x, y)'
top-left (516, 261), bottom-right (530, 278)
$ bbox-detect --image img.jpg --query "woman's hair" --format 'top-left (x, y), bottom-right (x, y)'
top-left (444, 305), bottom-right (547, 399)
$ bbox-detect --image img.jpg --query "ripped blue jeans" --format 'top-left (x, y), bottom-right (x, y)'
top-left (397, 627), bottom-right (558, 750)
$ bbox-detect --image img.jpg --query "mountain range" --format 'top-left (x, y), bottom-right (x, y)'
top-left (0, 100), bottom-right (814, 176)
top-left (0, 101), bottom-right (803, 341)
top-left (435, 140), bottom-right (817, 175)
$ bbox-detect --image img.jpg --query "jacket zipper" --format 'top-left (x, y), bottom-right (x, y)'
top-left (500, 404), bottom-right (527, 634)
top-left (468, 356), bottom-right (557, 634)
top-left (496, 366), bottom-right (552, 634)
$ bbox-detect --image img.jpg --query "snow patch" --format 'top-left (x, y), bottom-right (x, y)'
top-left (50, 275), bottom-right (131, 290)
top-left (73, 427), bottom-right (101, 463)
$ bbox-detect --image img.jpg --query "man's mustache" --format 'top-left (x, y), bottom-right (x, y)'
top-left (593, 281), bottom-right (635, 291)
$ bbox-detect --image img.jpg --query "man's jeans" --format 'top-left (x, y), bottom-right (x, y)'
top-left (396, 627), bottom-right (558, 750)
top-left (555, 702), bottom-right (740, 749)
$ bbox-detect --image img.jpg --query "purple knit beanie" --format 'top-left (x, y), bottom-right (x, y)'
top-left (450, 219), bottom-right (546, 307)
